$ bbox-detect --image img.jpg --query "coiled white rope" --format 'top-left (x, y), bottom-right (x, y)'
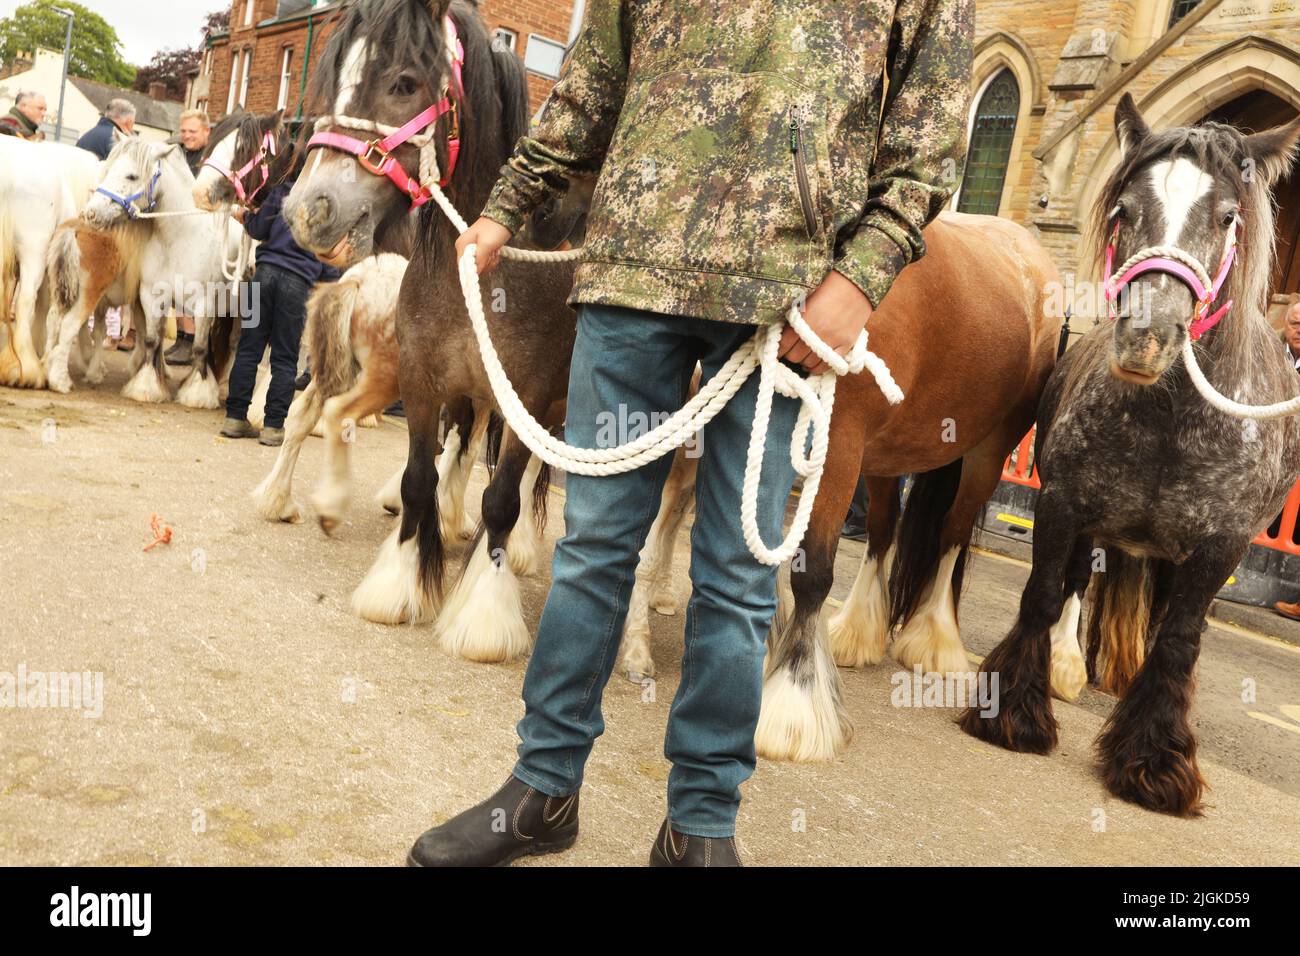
top-left (420, 176), bottom-right (903, 565)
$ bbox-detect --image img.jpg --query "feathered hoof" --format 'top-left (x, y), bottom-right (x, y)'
top-left (958, 686), bottom-right (1058, 754)
top-left (351, 529), bottom-right (437, 625)
top-left (827, 604), bottom-right (889, 668)
top-left (618, 626), bottom-right (655, 683)
top-left (436, 538), bottom-right (531, 663)
top-left (648, 587), bottom-right (678, 617)
top-left (1049, 649), bottom-right (1087, 702)
top-left (251, 475), bottom-right (302, 524)
top-left (754, 660), bottom-right (852, 763)
top-left (177, 368), bottom-right (220, 409)
top-left (122, 363), bottom-right (170, 404)
top-left (891, 611), bottom-right (972, 678)
top-left (1, 353), bottom-right (47, 390)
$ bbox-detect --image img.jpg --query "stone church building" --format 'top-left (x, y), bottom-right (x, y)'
top-left (965, 0), bottom-right (1299, 321)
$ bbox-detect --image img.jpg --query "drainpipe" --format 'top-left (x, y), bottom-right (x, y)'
top-left (295, 13), bottom-right (315, 120)
top-left (567, 0), bottom-right (587, 43)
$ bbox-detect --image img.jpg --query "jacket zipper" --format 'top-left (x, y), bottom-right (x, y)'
top-left (790, 106), bottom-right (818, 240)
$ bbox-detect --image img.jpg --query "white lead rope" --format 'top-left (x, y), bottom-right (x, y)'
top-left (1182, 336), bottom-right (1300, 420)
top-left (425, 179), bottom-right (903, 565)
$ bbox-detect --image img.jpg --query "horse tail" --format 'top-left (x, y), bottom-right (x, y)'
top-left (531, 459), bottom-right (551, 536)
top-left (45, 226), bottom-right (82, 316)
top-left (1085, 549), bottom-right (1152, 695)
top-left (484, 411), bottom-right (504, 476)
top-left (889, 459), bottom-right (967, 631)
top-left (490, 36), bottom-right (530, 147)
top-left (307, 279), bottom-right (359, 400)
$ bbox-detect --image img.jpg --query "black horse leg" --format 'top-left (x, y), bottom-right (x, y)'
top-left (959, 491), bottom-right (1079, 752)
top-left (1096, 539), bottom-right (1242, 816)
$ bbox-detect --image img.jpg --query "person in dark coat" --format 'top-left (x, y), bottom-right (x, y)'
top-left (75, 99), bottom-right (135, 160)
top-left (220, 178), bottom-right (342, 446)
top-left (0, 91), bottom-right (46, 140)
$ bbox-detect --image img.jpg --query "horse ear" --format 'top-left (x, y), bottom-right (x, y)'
top-left (1244, 114), bottom-right (1300, 189)
top-left (1114, 92), bottom-right (1149, 157)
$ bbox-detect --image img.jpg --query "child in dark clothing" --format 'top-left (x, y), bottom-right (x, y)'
top-left (221, 179), bottom-right (341, 446)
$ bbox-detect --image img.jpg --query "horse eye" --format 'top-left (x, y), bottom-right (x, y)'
top-left (126, 174), bottom-right (139, 182)
top-left (390, 75), bottom-right (417, 97)
top-left (1221, 210), bottom-right (1238, 228)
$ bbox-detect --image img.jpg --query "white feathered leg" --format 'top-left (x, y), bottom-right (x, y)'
top-left (891, 548), bottom-right (971, 676)
top-left (827, 543), bottom-right (894, 667)
top-left (1049, 593), bottom-right (1087, 701)
top-left (436, 534), bottom-right (530, 663)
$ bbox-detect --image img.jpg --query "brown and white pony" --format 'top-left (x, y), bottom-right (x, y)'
top-left (283, 0), bottom-right (580, 662)
top-left (748, 211), bottom-right (1064, 762)
top-left (960, 95), bottom-right (1300, 816)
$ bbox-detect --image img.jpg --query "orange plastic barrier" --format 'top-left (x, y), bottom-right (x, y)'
top-left (1000, 430), bottom-right (1300, 555)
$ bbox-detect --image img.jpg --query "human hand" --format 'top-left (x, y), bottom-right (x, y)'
top-left (455, 217), bottom-right (514, 276)
top-left (779, 270), bottom-right (874, 375)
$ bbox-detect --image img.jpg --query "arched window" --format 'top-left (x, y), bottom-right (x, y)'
top-left (957, 69), bottom-right (1019, 216)
top-left (1167, 0), bottom-right (1201, 29)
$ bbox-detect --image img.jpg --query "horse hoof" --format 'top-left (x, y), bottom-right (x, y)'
top-left (318, 514), bottom-right (339, 537)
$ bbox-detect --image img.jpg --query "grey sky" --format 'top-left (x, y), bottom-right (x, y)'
top-left (0, 0), bottom-right (222, 66)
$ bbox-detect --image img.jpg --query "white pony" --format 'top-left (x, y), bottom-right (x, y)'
top-left (45, 139), bottom-right (244, 405)
top-left (0, 136), bottom-right (99, 389)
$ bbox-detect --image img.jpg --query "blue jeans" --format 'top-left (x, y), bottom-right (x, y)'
top-left (512, 302), bottom-right (801, 837)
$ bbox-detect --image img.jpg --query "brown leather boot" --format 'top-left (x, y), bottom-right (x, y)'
top-left (407, 774), bottom-right (579, 867)
top-left (648, 819), bottom-right (742, 867)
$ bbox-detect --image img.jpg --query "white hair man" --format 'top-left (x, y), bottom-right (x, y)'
top-left (0, 90), bottom-right (47, 140)
top-left (76, 97), bottom-right (136, 160)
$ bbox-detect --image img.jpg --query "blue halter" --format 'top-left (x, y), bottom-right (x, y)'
top-left (94, 161), bottom-right (164, 220)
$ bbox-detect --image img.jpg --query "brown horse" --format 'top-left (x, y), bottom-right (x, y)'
top-left (282, 0), bottom-right (585, 664)
top-left (750, 210), bottom-right (1063, 761)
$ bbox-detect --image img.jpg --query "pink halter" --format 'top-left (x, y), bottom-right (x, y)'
top-left (1104, 214), bottom-right (1238, 342)
top-left (203, 129), bottom-right (278, 206)
top-left (306, 16), bottom-right (464, 208)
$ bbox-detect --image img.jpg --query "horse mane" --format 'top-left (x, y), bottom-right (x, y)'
top-left (1088, 117), bottom-right (1286, 388)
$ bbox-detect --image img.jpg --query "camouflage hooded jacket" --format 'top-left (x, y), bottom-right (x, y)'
top-left (481, 0), bottom-right (974, 326)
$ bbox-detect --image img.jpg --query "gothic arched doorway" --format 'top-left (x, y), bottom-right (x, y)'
top-left (1201, 89), bottom-right (1300, 319)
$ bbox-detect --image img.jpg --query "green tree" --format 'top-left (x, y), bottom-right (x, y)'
top-left (0, 0), bottom-right (135, 88)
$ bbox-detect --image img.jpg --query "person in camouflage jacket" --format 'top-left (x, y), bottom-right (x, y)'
top-left (409, 0), bottom-right (973, 868)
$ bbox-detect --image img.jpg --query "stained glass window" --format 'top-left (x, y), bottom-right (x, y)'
top-left (957, 70), bottom-right (1019, 216)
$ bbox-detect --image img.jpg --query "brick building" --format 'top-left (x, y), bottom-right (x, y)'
top-left (201, 0), bottom-right (583, 122)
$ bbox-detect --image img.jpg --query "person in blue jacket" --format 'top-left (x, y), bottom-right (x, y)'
top-left (75, 100), bottom-right (135, 160)
top-left (221, 178), bottom-right (341, 446)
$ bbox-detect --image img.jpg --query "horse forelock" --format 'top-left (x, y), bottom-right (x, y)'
top-left (1091, 119), bottom-right (1280, 380)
